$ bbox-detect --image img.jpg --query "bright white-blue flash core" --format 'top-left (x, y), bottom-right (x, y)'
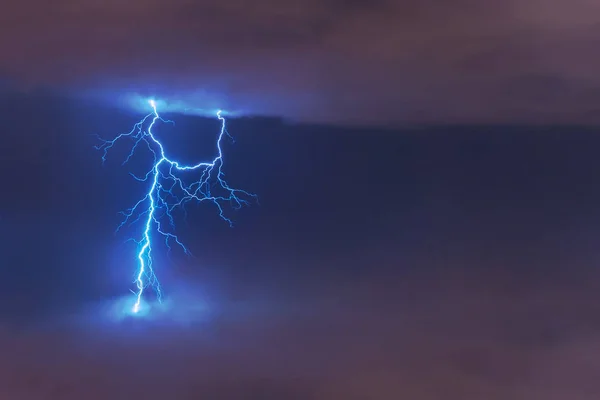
top-left (96, 100), bottom-right (255, 314)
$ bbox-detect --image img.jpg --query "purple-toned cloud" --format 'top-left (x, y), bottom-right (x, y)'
top-left (2, 265), bottom-right (600, 399)
top-left (3, 0), bottom-right (600, 124)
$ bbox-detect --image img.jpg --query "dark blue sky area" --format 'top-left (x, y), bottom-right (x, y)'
top-left (2, 89), bottom-right (600, 398)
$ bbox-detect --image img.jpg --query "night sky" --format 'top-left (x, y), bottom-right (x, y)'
top-left (3, 1), bottom-right (600, 399)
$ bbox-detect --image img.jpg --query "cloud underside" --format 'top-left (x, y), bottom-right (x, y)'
top-left (3, 0), bottom-right (600, 125)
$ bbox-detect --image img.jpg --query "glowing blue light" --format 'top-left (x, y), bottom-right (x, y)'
top-left (97, 99), bottom-right (255, 314)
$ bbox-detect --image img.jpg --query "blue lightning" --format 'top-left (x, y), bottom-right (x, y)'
top-left (96, 99), bottom-right (255, 314)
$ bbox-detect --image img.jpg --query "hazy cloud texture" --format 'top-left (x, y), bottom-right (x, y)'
top-left (2, 267), bottom-right (600, 399)
top-left (3, 0), bottom-right (600, 124)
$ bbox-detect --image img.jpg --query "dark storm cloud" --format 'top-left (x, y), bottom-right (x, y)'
top-left (2, 267), bottom-right (600, 399)
top-left (3, 1), bottom-right (600, 122)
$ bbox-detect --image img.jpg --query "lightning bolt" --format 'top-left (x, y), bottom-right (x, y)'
top-left (96, 100), bottom-right (255, 314)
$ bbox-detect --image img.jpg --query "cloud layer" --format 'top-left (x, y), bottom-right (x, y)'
top-left (2, 266), bottom-right (600, 399)
top-left (4, 0), bottom-right (600, 124)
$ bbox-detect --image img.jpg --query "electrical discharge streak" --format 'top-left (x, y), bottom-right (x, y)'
top-left (97, 100), bottom-right (254, 314)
